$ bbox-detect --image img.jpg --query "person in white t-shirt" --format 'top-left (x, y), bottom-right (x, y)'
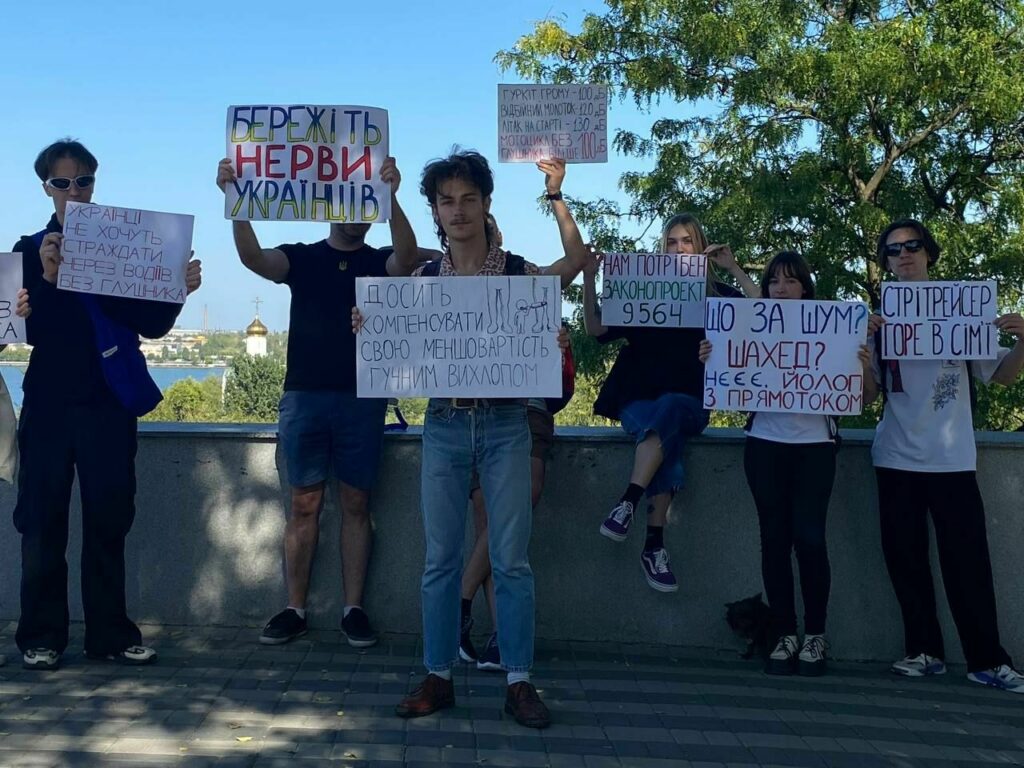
top-left (866, 218), bottom-right (1024, 694)
top-left (700, 251), bottom-right (876, 678)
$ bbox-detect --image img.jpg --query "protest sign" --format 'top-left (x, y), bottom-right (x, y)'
top-left (498, 84), bottom-right (608, 163)
top-left (356, 276), bottom-right (562, 398)
top-left (225, 105), bottom-right (391, 223)
top-left (703, 298), bottom-right (869, 415)
top-left (0, 255), bottom-right (26, 343)
top-left (57, 202), bottom-right (193, 304)
top-left (880, 280), bottom-right (998, 360)
top-left (600, 253), bottom-right (707, 328)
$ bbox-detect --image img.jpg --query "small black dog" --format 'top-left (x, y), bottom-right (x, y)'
top-left (725, 593), bottom-right (772, 660)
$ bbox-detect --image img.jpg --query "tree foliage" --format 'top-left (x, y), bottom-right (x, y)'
top-left (144, 376), bottom-right (224, 423)
top-left (501, 0), bottom-right (1024, 428)
top-left (499, 0), bottom-right (1024, 305)
top-left (223, 354), bottom-right (286, 422)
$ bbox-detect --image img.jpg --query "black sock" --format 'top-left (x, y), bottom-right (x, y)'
top-left (644, 525), bottom-right (664, 552)
top-left (461, 598), bottom-right (473, 622)
top-left (620, 483), bottom-right (645, 507)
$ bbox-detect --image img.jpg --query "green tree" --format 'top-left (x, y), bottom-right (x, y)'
top-left (144, 376), bottom-right (224, 422)
top-left (500, 0), bottom-right (1024, 303)
top-left (223, 354), bottom-right (286, 422)
top-left (501, 0), bottom-right (1024, 428)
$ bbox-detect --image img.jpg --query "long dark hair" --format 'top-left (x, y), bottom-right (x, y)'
top-left (760, 251), bottom-right (815, 299)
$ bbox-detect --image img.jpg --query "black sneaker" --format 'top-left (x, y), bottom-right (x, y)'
top-left (23, 648), bottom-right (61, 671)
top-left (459, 614), bottom-right (478, 663)
top-left (260, 608), bottom-right (307, 645)
top-left (341, 607), bottom-right (378, 648)
top-left (476, 632), bottom-right (502, 672)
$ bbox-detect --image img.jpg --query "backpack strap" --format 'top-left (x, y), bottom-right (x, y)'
top-left (32, 229), bottom-right (160, 416)
top-left (966, 360), bottom-right (978, 414)
top-left (503, 252), bottom-right (527, 276)
top-left (874, 328), bottom-right (888, 405)
top-left (420, 259), bottom-right (442, 277)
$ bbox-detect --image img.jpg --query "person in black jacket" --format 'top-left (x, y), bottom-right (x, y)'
top-left (12, 139), bottom-right (202, 671)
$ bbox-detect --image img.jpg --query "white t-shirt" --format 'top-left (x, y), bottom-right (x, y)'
top-left (869, 339), bottom-right (1008, 472)
top-left (746, 412), bottom-right (833, 444)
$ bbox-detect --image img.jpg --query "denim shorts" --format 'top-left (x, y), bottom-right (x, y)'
top-left (469, 405), bottom-right (554, 491)
top-left (619, 393), bottom-right (709, 497)
top-left (278, 391), bottom-right (387, 490)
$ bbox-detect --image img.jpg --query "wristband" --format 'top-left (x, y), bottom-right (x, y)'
top-left (545, 191), bottom-right (563, 201)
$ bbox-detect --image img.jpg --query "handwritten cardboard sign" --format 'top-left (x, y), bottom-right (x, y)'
top-left (601, 253), bottom-right (707, 328)
top-left (0, 254), bottom-right (26, 343)
top-left (880, 281), bottom-right (998, 359)
top-left (225, 104), bottom-right (391, 223)
top-left (58, 202), bottom-right (193, 304)
top-left (703, 298), bottom-right (869, 415)
top-left (498, 84), bottom-right (608, 163)
top-left (356, 276), bottom-right (562, 397)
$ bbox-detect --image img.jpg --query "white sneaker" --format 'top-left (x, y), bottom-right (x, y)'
top-left (87, 645), bottom-right (157, 666)
top-left (967, 665), bottom-right (1024, 693)
top-left (798, 634), bottom-right (827, 677)
top-left (891, 653), bottom-right (946, 677)
top-left (766, 635), bottom-right (799, 675)
top-left (23, 648), bottom-right (61, 671)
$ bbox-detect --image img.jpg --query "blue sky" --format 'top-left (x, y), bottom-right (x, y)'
top-left (0, 0), bottom-right (669, 332)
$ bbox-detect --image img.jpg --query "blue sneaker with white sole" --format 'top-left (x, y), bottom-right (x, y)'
top-left (967, 665), bottom-right (1024, 693)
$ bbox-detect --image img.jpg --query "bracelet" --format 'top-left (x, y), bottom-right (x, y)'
top-left (545, 191), bottom-right (563, 201)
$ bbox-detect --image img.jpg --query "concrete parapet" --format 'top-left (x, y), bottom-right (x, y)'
top-left (1, 424), bottom-right (1021, 663)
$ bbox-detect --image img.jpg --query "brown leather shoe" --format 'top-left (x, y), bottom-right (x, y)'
top-left (395, 674), bottom-right (455, 718)
top-left (504, 681), bottom-right (551, 728)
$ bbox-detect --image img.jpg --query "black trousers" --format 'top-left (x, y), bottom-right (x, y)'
top-left (13, 397), bottom-right (142, 656)
top-left (876, 467), bottom-right (1010, 673)
top-left (744, 437), bottom-right (835, 637)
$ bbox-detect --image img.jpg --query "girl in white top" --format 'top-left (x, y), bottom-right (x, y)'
top-left (700, 251), bottom-right (875, 677)
top-left (864, 218), bottom-right (1024, 693)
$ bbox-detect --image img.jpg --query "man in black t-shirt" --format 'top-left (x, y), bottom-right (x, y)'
top-left (217, 156), bottom-right (419, 648)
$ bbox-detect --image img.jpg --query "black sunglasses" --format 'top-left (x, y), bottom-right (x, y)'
top-left (882, 239), bottom-right (924, 258)
top-left (45, 175), bottom-right (95, 191)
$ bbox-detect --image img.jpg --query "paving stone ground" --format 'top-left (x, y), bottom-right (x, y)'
top-left (0, 623), bottom-right (1022, 768)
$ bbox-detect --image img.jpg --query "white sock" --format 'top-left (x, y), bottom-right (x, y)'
top-left (287, 606), bottom-right (306, 619)
top-left (343, 605), bottom-right (361, 619)
top-left (507, 671), bottom-right (531, 686)
top-left (430, 669), bottom-right (452, 681)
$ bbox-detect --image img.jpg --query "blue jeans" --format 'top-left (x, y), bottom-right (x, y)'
top-left (420, 400), bottom-right (534, 673)
top-left (620, 393), bottom-right (709, 497)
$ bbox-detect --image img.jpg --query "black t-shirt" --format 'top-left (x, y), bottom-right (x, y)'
top-left (593, 283), bottom-right (741, 420)
top-left (278, 240), bottom-right (388, 392)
